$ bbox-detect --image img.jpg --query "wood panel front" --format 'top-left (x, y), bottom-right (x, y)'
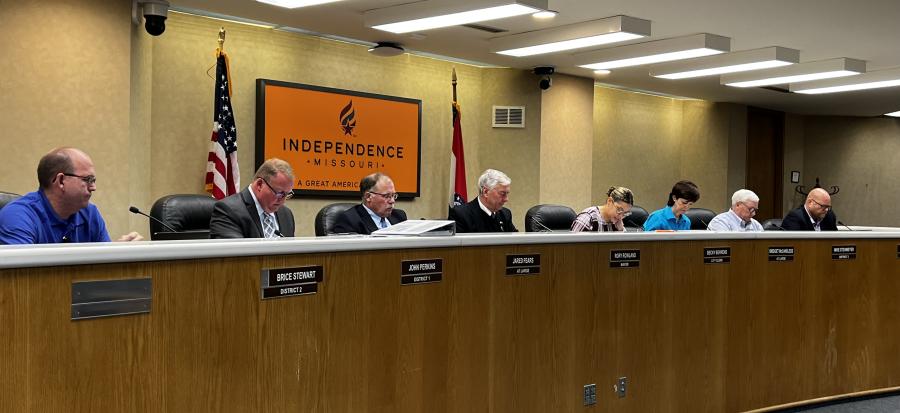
top-left (1, 238), bottom-right (899, 412)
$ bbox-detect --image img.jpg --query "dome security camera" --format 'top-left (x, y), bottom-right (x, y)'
top-left (140, 0), bottom-right (170, 36)
top-left (533, 66), bottom-right (555, 90)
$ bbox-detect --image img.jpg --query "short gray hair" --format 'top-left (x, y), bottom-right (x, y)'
top-left (731, 189), bottom-right (759, 206)
top-left (477, 169), bottom-right (511, 194)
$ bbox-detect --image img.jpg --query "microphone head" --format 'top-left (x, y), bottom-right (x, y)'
top-left (129, 206), bottom-right (140, 214)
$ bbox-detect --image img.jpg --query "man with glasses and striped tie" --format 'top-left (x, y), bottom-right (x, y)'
top-left (210, 158), bottom-right (296, 238)
top-left (0, 147), bottom-right (142, 244)
top-left (331, 172), bottom-right (407, 235)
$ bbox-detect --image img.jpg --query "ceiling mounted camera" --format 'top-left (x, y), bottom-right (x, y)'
top-left (134, 0), bottom-right (170, 36)
top-left (533, 66), bottom-right (555, 90)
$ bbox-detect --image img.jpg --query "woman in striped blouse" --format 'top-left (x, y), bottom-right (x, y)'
top-left (570, 186), bottom-right (634, 232)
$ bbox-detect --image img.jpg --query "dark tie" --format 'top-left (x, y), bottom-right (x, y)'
top-left (380, 217), bottom-right (387, 229)
top-left (495, 213), bottom-right (504, 231)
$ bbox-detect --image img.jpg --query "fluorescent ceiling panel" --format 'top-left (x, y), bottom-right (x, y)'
top-left (722, 58), bottom-right (865, 87)
top-left (365, 0), bottom-right (547, 34)
top-left (885, 111), bottom-right (900, 117)
top-left (492, 15), bottom-right (650, 57)
top-left (256, 0), bottom-right (343, 8)
top-left (790, 67), bottom-right (900, 94)
top-left (574, 33), bottom-right (730, 70)
top-left (651, 47), bottom-right (799, 79)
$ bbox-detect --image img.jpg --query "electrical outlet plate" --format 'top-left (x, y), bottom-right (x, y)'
top-left (616, 377), bottom-right (627, 398)
top-left (583, 383), bottom-right (597, 406)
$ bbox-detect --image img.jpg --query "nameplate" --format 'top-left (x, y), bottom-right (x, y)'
top-left (506, 254), bottom-right (540, 276)
top-left (832, 245), bottom-right (856, 260)
top-left (703, 247), bottom-right (731, 264)
top-left (260, 265), bottom-right (324, 300)
top-left (262, 283), bottom-right (318, 299)
top-left (609, 249), bottom-right (640, 268)
top-left (897, 245), bottom-right (900, 259)
top-left (265, 265), bottom-right (324, 287)
top-left (401, 258), bottom-right (443, 285)
top-left (768, 246), bottom-right (795, 262)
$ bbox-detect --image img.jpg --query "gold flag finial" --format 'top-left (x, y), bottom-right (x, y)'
top-left (217, 27), bottom-right (226, 52)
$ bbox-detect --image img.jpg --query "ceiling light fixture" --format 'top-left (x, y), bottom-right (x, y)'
top-left (790, 67), bottom-right (900, 94)
top-left (885, 111), bottom-right (900, 117)
top-left (722, 58), bottom-right (865, 88)
top-left (651, 46), bottom-right (799, 79)
top-left (575, 33), bottom-right (730, 70)
top-left (256, 0), bottom-right (343, 8)
top-left (365, 0), bottom-right (547, 34)
top-left (532, 10), bottom-right (557, 19)
top-left (492, 15), bottom-right (650, 57)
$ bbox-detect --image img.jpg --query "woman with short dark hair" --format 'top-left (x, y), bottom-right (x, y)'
top-left (642, 180), bottom-right (700, 231)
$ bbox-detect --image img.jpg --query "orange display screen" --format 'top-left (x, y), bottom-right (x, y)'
top-left (256, 79), bottom-right (421, 197)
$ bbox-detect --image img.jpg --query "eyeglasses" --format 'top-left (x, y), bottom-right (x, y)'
top-left (368, 191), bottom-right (399, 201)
top-left (261, 178), bottom-right (293, 200)
top-left (614, 204), bottom-right (632, 217)
top-left (811, 199), bottom-right (831, 211)
top-left (742, 203), bottom-right (758, 214)
top-left (62, 173), bottom-right (96, 185)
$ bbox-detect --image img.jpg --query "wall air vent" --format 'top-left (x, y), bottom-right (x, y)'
top-left (493, 106), bottom-right (525, 128)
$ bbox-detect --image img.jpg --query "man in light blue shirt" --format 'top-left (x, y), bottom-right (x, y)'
top-left (707, 189), bottom-right (764, 232)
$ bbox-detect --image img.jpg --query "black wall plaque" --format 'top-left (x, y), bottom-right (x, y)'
top-left (703, 247), bottom-right (731, 264)
top-left (260, 265), bottom-right (324, 300)
top-left (768, 246), bottom-right (795, 262)
top-left (506, 253), bottom-right (541, 276)
top-left (609, 249), bottom-right (640, 268)
top-left (265, 265), bottom-right (324, 287)
top-left (262, 283), bottom-right (318, 299)
top-left (832, 245), bottom-right (856, 260)
top-left (401, 258), bottom-right (443, 285)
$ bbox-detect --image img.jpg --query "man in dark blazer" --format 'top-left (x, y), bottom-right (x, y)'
top-left (331, 172), bottom-right (407, 234)
top-left (210, 158), bottom-right (296, 238)
top-left (449, 168), bottom-right (517, 233)
top-left (781, 187), bottom-right (838, 231)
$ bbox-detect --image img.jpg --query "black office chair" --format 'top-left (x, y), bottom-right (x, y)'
top-left (524, 204), bottom-right (576, 232)
top-left (149, 194), bottom-right (218, 240)
top-left (622, 205), bottom-right (649, 230)
top-left (0, 191), bottom-right (21, 211)
top-left (762, 218), bottom-right (784, 231)
top-left (314, 203), bottom-right (356, 236)
top-left (684, 208), bottom-right (717, 230)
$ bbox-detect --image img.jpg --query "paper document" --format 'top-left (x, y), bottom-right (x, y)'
top-left (372, 220), bottom-right (456, 236)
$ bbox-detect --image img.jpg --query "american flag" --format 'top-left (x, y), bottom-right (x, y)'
top-left (205, 51), bottom-right (240, 199)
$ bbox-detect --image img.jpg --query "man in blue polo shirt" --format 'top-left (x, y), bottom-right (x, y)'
top-left (0, 147), bottom-right (141, 244)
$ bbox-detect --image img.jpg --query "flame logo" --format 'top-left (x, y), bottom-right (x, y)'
top-left (339, 100), bottom-right (356, 136)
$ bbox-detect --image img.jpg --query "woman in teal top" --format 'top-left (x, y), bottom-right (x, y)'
top-left (643, 180), bottom-right (700, 231)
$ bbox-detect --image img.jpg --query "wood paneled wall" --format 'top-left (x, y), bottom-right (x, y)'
top-left (2, 238), bottom-right (899, 412)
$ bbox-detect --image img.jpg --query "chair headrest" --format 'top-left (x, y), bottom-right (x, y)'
top-left (149, 194), bottom-right (218, 235)
top-left (524, 204), bottom-right (576, 232)
top-left (314, 203), bottom-right (357, 236)
top-left (0, 192), bottom-right (21, 211)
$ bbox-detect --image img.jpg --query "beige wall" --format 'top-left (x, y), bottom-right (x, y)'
top-left (0, 0), bottom-right (134, 237)
top-left (802, 116), bottom-right (900, 226)
top-left (593, 87), bottom-right (739, 213)
top-left (539, 75), bottom-right (594, 211)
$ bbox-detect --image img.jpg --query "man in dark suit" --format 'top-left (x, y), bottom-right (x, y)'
top-left (781, 187), bottom-right (838, 231)
top-left (449, 168), bottom-right (517, 233)
top-left (331, 172), bottom-right (407, 234)
top-left (209, 158), bottom-right (296, 238)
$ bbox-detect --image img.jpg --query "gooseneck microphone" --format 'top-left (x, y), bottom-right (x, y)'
top-left (273, 229), bottom-right (285, 238)
top-left (838, 220), bottom-right (855, 231)
top-left (129, 206), bottom-right (178, 233)
top-left (531, 216), bottom-right (554, 232)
